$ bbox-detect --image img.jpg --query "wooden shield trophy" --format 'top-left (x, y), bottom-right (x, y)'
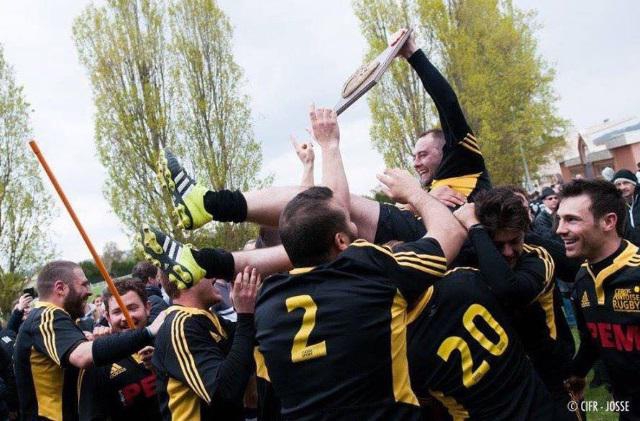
top-left (334, 29), bottom-right (412, 115)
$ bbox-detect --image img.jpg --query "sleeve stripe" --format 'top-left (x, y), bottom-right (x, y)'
top-left (461, 141), bottom-right (483, 156)
top-left (523, 244), bottom-right (555, 300)
top-left (350, 240), bottom-right (446, 276)
top-left (171, 312), bottom-right (210, 403)
top-left (393, 251), bottom-right (447, 263)
top-left (394, 254), bottom-right (447, 270)
top-left (39, 308), bottom-right (60, 366)
top-left (397, 261), bottom-right (445, 277)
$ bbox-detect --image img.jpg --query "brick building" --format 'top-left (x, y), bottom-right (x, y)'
top-left (558, 116), bottom-right (640, 181)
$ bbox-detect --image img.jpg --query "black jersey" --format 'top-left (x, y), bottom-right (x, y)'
top-left (78, 352), bottom-right (161, 420)
top-left (466, 228), bottom-right (575, 393)
top-left (152, 305), bottom-right (251, 421)
top-left (407, 268), bottom-right (551, 420)
top-left (254, 238), bottom-right (447, 420)
top-left (408, 49), bottom-right (491, 201)
top-left (573, 240), bottom-right (640, 415)
top-left (14, 301), bottom-right (87, 421)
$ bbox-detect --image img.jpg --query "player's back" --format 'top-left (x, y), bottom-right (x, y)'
top-left (407, 268), bottom-right (552, 420)
top-left (255, 246), bottom-right (422, 421)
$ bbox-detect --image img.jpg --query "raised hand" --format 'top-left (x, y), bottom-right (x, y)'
top-left (389, 28), bottom-right (418, 59)
top-left (376, 168), bottom-right (424, 205)
top-left (291, 134), bottom-right (315, 166)
top-left (230, 267), bottom-right (261, 314)
top-left (309, 104), bottom-right (339, 150)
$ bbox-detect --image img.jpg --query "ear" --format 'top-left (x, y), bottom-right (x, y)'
top-left (145, 301), bottom-right (151, 317)
top-left (334, 232), bottom-right (351, 252)
top-left (53, 280), bottom-right (67, 296)
top-left (600, 212), bottom-right (618, 233)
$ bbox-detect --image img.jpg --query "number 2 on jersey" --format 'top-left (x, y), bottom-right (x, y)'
top-left (437, 304), bottom-right (509, 388)
top-left (286, 295), bottom-right (327, 363)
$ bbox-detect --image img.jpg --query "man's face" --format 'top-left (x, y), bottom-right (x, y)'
top-left (63, 267), bottom-right (92, 319)
top-left (412, 134), bottom-right (444, 187)
top-left (556, 195), bottom-right (604, 260)
top-left (492, 229), bottom-right (525, 268)
top-left (543, 194), bottom-right (559, 213)
top-left (107, 291), bottom-right (149, 332)
top-left (614, 180), bottom-right (635, 201)
top-left (193, 278), bottom-right (223, 308)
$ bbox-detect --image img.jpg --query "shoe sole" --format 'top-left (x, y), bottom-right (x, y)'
top-left (140, 225), bottom-right (195, 288)
top-left (157, 151), bottom-right (194, 230)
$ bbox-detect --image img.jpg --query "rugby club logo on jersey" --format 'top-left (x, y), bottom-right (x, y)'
top-left (612, 287), bottom-right (640, 313)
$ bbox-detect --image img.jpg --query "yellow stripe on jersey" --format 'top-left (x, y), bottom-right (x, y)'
top-left (39, 308), bottom-right (60, 366)
top-left (351, 240), bottom-right (447, 277)
top-left (537, 288), bottom-right (557, 340)
top-left (444, 266), bottom-right (479, 276)
top-left (170, 312), bottom-right (210, 404)
top-left (406, 286), bottom-right (435, 325)
top-left (587, 240), bottom-right (638, 305)
top-left (30, 346), bottom-right (64, 420)
top-left (167, 306), bottom-right (228, 340)
top-left (393, 251), bottom-right (447, 264)
top-left (522, 243), bottom-right (555, 301)
top-left (254, 347), bottom-right (271, 382)
top-left (390, 291), bottom-right (419, 406)
top-left (429, 390), bottom-right (470, 420)
top-left (168, 377), bottom-right (201, 421)
top-left (461, 139), bottom-right (482, 156)
top-left (431, 173), bottom-right (483, 198)
top-left (77, 368), bottom-right (85, 408)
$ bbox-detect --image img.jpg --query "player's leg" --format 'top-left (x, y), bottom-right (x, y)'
top-left (140, 225), bottom-right (291, 288)
top-left (158, 148), bottom-right (304, 229)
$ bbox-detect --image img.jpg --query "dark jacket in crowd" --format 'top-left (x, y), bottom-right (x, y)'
top-left (146, 285), bottom-right (169, 324)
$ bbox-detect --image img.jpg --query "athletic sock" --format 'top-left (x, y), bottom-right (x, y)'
top-left (192, 247), bottom-right (235, 280)
top-left (203, 189), bottom-right (248, 222)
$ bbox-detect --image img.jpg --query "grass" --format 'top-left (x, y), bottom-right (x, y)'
top-left (571, 328), bottom-right (617, 421)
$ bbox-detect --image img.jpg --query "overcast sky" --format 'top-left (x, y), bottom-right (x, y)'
top-left (0, 0), bottom-right (638, 262)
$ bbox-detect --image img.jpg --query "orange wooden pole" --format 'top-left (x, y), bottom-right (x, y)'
top-left (29, 140), bottom-right (135, 329)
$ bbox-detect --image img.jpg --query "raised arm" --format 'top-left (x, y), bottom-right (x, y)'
top-left (309, 106), bottom-right (350, 211)
top-left (376, 168), bottom-right (466, 264)
top-left (291, 134), bottom-right (315, 187)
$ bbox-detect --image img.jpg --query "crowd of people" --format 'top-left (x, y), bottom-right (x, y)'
top-left (1, 29), bottom-right (639, 421)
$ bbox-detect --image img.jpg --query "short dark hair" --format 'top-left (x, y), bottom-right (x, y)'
top-left (132, 261), bottom-right (158, 283)
top-left (474, 188), bottom-right (531, 237)
top-left (560, 179), bottom-right (626, 236)
top-left (102, 277), bottom-right (148, 313)
top-left (279, 186), bottom-right (349, 267)
top-left (417, 128), bottom-right (444, 140)
top-left (503, 185), bottom-right (528, 198)
top-left (37, 260), bottom-right (80, 298)
top-left (159, 269), bottom-right (180, 300)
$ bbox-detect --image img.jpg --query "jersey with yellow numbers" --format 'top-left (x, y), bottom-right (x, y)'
top-left (407, 268), bottom-right (552, 420)
top-left (255, 238), bottom-right (447, 420)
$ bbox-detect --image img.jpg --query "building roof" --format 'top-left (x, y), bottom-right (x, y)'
top-left (560, 116), bottom-right (639, 165)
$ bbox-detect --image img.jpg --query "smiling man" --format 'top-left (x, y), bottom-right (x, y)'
top-left (454, 188), bottom-right (577, 420)
top-left (79, 278), bottom-right (162, 421)
top-left (14, 261), bottom-right (165, 421)
top-left (558, 180), bottom-right (640, 420)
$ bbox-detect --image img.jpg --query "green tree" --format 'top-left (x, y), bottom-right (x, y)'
top-left (168, 0), bottom-right (270, 250)
top-left (0, 44), bottom-right (56, 316)
top-left (79, 260), bottom-right (102, 284)
top-left (73, 0), bottom-right (179, 241)
top-left (73, 0), bottom-right (270, 250)
top-left (353, 0), bottom-right (567, 185)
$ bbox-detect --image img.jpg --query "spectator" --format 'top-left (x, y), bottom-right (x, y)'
top-left (132, 261), bottom-right (169, 323)
top-left (533, 186), bottom-right (560, 240)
